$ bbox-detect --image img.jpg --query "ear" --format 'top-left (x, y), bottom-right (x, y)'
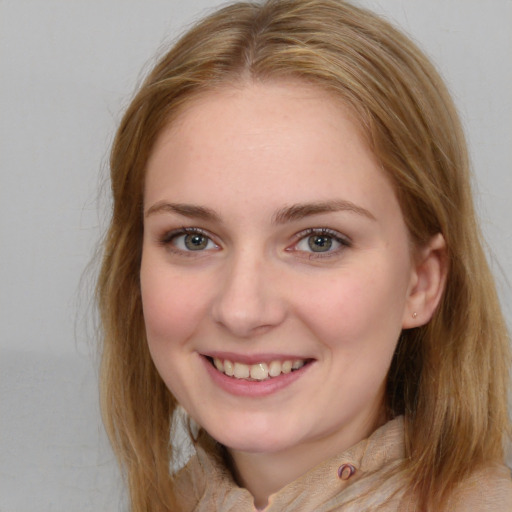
top-left (402, 233), bottom-right (448, 329)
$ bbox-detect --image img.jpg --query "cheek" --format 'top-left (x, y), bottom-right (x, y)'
top-left (140, 259), bottom-right (209, 348)
top-left (292, 260), bottom-right (408, 352)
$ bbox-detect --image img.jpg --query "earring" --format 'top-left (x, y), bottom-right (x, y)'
top-left (412, 312), bottom-right (418, 319)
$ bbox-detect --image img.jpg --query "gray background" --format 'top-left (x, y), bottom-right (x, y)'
top-left (1, 1), bottom-right (511, 510)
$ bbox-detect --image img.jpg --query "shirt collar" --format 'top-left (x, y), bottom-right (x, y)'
top-left (178, 416), bottom-right (405, 512)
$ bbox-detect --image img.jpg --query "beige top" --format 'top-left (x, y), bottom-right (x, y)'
top-left (174, 417), bottom-right (512, 511)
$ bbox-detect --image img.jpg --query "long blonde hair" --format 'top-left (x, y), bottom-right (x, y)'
top-left (97, 1), bottom-right (511, 510)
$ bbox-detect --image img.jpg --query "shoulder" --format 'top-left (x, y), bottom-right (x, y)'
top-left (446, 463), bottom-right (512, 511)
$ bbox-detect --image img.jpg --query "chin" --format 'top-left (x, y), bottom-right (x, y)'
top-left (205, 421), bottom-right (295, 454)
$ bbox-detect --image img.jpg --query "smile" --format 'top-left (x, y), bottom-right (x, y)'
top-left (210, 357), bottom-right (309, 381)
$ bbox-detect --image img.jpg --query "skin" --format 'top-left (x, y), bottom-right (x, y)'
top-left (140, 80), bottom-right (446, 508)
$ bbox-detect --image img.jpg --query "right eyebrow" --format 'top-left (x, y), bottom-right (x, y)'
top-left (144, 201), bottom-right (221, 222)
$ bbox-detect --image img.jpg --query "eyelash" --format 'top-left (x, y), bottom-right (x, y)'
top-left (290, 228), bottom-right (352, 259)
top-left (158, 227), bottom-right (351, 258)
top-left (159, 227), bottom-right (218, 256)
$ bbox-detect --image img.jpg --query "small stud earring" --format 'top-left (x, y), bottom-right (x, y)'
top-left (412, 312), bottom-right (418, 319)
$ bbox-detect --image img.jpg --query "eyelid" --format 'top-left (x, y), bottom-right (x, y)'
top-left (288, 227), bottom-right (352, 258)
top-left (156, 226), bottom-right (350, 258)
top-left (158, 227), bottom-right (220, 254)
top-left (160, 226), bottom-right (207, 243)
top-left (293, 227), bottom-right (352, 244)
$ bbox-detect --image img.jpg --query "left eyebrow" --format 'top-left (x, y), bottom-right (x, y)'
top-left (272, 200), bottom-right (376, 224)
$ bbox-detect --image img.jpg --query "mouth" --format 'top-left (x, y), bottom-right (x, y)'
top-left (205, 356), bottom-right (313, 382)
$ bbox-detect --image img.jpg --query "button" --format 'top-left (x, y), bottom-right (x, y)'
top-left (337, 463), bottom-right (356, 481)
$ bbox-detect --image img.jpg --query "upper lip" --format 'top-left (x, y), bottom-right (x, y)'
top-left (201, 351), bottom-right (313, 365)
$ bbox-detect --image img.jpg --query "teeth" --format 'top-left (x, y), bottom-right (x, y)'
top-left (234, 362), bottom-right (250, 379)
top-left (292, 360), bottom-right (305, 370)
top-left (268, 360), bottom-right (282, 377)
top-left (211, 357), bottom-right (307, 381)
top-left (224, 360), bottom-right (234, 376)
top-left (250, 363), bottom-right (269, 381)
top-left (281, 360), bottom-right (292, 374)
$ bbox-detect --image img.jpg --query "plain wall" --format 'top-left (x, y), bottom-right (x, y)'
top-left (1, 1), bottom-right (511, 510)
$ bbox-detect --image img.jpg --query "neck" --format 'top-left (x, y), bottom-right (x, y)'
top-left (227, 411), bottom-right (384, 509)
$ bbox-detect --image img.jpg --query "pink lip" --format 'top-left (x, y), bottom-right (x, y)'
top-left (200, 354), bottom-right (314, 398)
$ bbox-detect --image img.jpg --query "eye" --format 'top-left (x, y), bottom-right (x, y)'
top-left (161, 228), bottom-right (219, 252)
top-left (293, 228), bottom-right (350, 255)
top-left (302, 234), bottom-right (337, 252)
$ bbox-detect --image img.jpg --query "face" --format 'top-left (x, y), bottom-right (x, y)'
top-left (141, 81), bottom-right (417, 459)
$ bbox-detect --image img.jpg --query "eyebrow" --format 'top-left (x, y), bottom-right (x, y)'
top-left (145, 201), bottom-right (221, 222)
top-left (144, 199), bottom-right (375, 223)
top-left (272, 200), bottom-right (376, 224)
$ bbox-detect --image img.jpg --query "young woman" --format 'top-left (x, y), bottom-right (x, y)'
top-left (97, 1), bottom-right (512, 510)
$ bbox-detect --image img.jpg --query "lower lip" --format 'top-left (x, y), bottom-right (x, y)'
top-left (201, 356), bottom-right (313, 397)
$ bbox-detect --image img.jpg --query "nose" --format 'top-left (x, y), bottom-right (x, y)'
top-left (211, 251), bottom-right (287, 338)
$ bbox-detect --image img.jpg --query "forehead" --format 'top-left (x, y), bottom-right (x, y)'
top-left (143, 80), bottom-right (398, 226)
top-left (148, 82), bottom-right (370, 173)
